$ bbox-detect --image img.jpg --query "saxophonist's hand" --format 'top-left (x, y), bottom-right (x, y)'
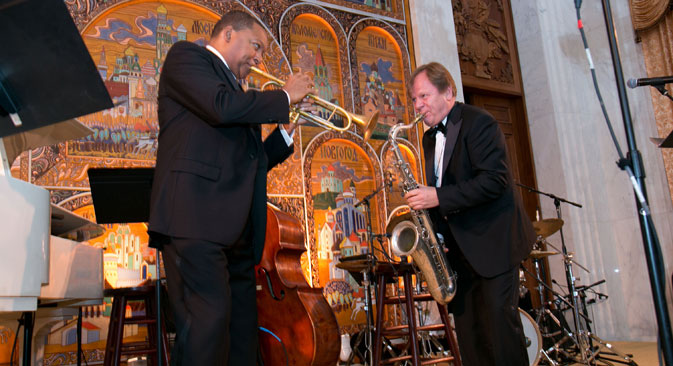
top-left (404, 185), bottom-right (439, 210)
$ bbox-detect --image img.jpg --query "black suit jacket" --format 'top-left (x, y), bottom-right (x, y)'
top-left (148, 41), bottom-right (293, 263)
top-left (423, 102), bottom-right (535, 278)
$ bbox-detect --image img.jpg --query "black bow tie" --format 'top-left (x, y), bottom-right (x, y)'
top-left (430, 122), bottom-right (447, 137)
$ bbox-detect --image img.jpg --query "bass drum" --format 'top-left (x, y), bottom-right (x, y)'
top-left (519, 308), bottom-right (542, 366)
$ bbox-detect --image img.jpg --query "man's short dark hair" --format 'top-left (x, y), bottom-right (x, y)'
top-left (410, 62), bottom-right (457, 96)
top-left (211, 10), bottom-right (262, 38)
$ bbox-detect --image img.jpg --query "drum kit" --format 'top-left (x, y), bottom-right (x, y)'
top-left (519, 216), bottom-right (638, 366)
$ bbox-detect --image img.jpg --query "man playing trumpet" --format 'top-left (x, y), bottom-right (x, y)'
top-left (148, 10), bottom-right (314, 366)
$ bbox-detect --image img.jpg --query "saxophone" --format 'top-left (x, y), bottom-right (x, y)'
top-left (387, 115), bottom-right (457, 304)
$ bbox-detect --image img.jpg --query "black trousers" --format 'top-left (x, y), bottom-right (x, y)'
top-left (448, 246), bottom-right (529, 366)
top-left (162, 237), bottom-right (258, 366)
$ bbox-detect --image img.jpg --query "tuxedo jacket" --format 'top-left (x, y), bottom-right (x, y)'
top-left (423, 102), bottom-right (535, 278)
top-left (148, 41), bottom-right (293, 263)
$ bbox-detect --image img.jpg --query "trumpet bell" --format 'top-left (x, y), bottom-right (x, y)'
top-left (353, 110), bottom-right (379, 142)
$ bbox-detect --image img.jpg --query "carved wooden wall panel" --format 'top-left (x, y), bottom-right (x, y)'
top-left (453, 0), bottom-right (523, 95)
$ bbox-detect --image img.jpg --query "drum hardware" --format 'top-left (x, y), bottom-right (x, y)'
top-left (552, 279), bottom-right (637, 366)
top-left (412, 297), bottom-right (449, 359)
top-left (520, 262), bottom-right (575, 364)
top-left (338, 256), bottom-right (397, 365)
top-left (519, 183), bottom-right (637, 366)
top-left (523, 246), bottom-right (619, 365)
top-left (518, 184), bottom-right (591, 363)
top-left (336, 178), bottom-right (398, 365)
top-left (531, 218), bottom-right (564, 239)
top-left (529, 249), bottom-right (560, 260)
top-left (420, 334), bottom-right (450, 359)
top-left (519, 268), bottom-right (530, 299)
top-left (336, 255), bottom-right (377, 365)
top-left (520, 308), bottom-right (559, 366)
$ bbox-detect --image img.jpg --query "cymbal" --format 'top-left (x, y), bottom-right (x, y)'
top-left (529, 250), bottom-right (560, 259)
top-left (532, 218), bottom-right (563, 238)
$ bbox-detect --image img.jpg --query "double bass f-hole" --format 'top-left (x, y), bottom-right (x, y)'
top-left (258, 267), bottom-right (285, 300)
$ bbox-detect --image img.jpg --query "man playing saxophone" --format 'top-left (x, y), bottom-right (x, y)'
top-left (404, 62), bottom-right (535, 365)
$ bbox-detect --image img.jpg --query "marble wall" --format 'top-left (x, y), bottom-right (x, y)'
top-left (407, 0), bottom-right (464, 103)
top-left (408, 0), bottom-right (673, 341)
top-left (510, 0), bottom-right (673, 341)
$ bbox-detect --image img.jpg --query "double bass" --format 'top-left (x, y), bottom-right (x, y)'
top-left (256, 204), bottom-right (340, 365)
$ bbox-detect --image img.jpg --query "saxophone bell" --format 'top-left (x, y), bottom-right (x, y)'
top-left (386, 206), bottom-right (417, 256)
top-left (390, 218), bottom-right (419, 256)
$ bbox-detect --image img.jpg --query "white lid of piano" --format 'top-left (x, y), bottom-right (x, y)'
top-left (0, 0), bottom-right (111, 315)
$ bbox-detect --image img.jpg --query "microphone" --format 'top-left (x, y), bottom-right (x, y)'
top-left (626, 76), bottom-right (673, 89)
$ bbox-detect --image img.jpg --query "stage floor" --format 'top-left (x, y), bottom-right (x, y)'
top-left (569, 341), bottom-right (659, 366)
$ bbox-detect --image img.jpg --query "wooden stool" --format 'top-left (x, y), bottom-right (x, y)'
top-left (104, 281), bottom-right (169, 366)
top-left (372, 262), bottom-right (462, 366)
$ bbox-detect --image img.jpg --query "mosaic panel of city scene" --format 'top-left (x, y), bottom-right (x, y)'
top-left (309, 139), bottom-right (386, 329)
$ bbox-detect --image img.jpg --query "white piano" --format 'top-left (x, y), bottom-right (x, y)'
top-left (0, 1), bottom-right (115, 362)
top-left (0, 120), bottom-right (104, 366)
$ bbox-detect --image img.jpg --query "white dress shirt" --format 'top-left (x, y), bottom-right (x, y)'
top-left (434, 116), bottom-right (448, 187)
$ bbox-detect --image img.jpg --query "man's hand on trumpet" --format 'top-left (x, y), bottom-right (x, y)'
top-left (285, 97), bottom-right (318, 135)
top-left (281, 72), bottom-right (317, 135)
top-left (282, 72), bottom-right (314, 104)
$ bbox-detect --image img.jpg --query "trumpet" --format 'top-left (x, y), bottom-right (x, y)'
top-left (249, 66), bottom-right (378, 142)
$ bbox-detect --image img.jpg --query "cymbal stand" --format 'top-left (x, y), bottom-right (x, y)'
top-left (518, 183), bottom-right (594, 363)
top-left (566, 280), bottom-right (637, 365)
top-left (520, 264), bottom-right (584, 363)
top-left (542, 244), bottom-right (636, 365)
top-left (529, 256), bottom-right (562, 364)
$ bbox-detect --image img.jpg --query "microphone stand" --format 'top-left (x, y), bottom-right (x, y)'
top-left (599, 0), bottom-right (673, 363)
top-left (354, 181), bottom-right (388, 365)
top-left (574, 0), bottom-right (672, 364)
top-left (653, 84), bottom-right (673, 102)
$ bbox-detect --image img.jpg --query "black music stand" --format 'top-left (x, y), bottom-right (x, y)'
top-left (0, 0), bottom-right (112, 138)
top-left (87, 168), bottom-right (154, 225)
top-left (0, 1), bottom-right (112, 365)
top-left (87, 167), bottom-right (164, 366)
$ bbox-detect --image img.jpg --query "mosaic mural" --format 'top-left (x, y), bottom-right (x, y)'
top-left (5, 0), bottom-right (421, 360)
top-left (356, 26), bottom-right (408, 140)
